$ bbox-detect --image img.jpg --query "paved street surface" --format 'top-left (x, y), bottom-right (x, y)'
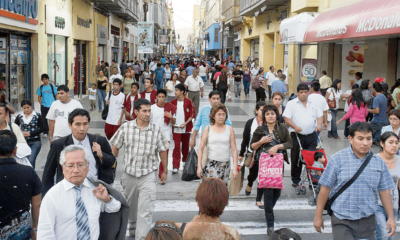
top-left (31, 83), bottom-right (396, 239)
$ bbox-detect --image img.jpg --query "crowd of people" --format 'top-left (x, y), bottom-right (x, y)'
top-left (2, 54), bottom-right (400, 240)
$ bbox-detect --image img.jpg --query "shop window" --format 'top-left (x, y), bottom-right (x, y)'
top-left (214, 28), bottom-right (219, 42)
top-left (47, 35), bottom-right (66, 86)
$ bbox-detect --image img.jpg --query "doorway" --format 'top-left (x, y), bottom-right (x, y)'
top-left (74, 42), bottom-right (87, 96)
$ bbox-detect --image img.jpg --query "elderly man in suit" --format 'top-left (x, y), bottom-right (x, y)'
top-left (42, 109), bottom-right (116, 197)
top-left (38, 145), bottom-right (129, 240)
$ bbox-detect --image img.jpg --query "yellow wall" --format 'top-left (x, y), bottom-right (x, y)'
top-left (90, 12), bottom-right (109, 86)
top-left (72, 0), bottom-right (94, 42)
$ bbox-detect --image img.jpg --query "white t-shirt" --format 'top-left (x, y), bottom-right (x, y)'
top-left (47, 99), bottom-right (84, 138)
top-left (151, 104), bottom-right (173, 141)
top-left (199, 66), bottom-right (207, 77)
top-left (88, 88), bottom-right (97, 100)
top-left (343, 90), bottom-right (353, 112)
top-left (174, 100), bottom-right (186, 134)
top-left (266, 71), bottom-right (278, 85)
top-left (327, 88), bottom-right (343, 110)
top-left (308, 93), bottom-right (329, 114)
top-left (184, 76), bottom-right (205, 91)
top-left (251, 68), bottom-right (259, 76)
top-left (174, 70), bottom-right (180, 75)
top-left (109, 74), bottom-right (123, 84)
top-left (166, 80), bottom-right (181, 97)
top-left (105, 92), bottom-right (125, 125)
top-left (142, 71), bottom-right (151, 78)
top-left (149, 62), bottom-right (158, 71)
top-left (145, 92), bottom-right (151, 102)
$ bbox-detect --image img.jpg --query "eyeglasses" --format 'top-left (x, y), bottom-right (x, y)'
top-left (216, 113), bottom-right (226, 117)
top-left (64, 163), bottom-right (87, 170)
top-left (389, 118), bottom-right (400, 121)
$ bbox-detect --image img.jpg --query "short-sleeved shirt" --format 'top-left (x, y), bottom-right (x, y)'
top-left (185, 76), bottom-right (205, 92)
top-left (0, 158), bottom-right (42, 225)
top-left (371, 94), bottom-right (388, 124)
top-left (46, 99), bottom-right (83, 138)
top-left (326, 88), bottom-right (343, 110)
top-left (36, 84), bottom-right (57, 107)
top-left (319, 148), bottom-right (394, 220)
top-left (377, 156), bottom-right (400, 209)
top-left (105, 92), bottom-right (125, 125)
top-left (154, 68), bottom-right (166, 81)
top-left (186, 66), bottom-right (195, 76)
top-left (271, 80), bottom-right (287, 95)
top-left (308, 93), bottom-right (329, 113)
top-left (88, 88), bottom-right (96, 100)
top-left (282, 98), bottom-right (323, 135)
top-left (232, 70), bottom-right (243, 82)
top-left (266, 71), bottom-right (277, 85)
top-left (109, 120), bottom-right (169, 177)
top-left (311, 161), bottom-right (324, 176)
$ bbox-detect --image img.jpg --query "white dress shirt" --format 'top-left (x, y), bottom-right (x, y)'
top-left (72, 135), bottom-right (97, 180)
top-left (38, 178), bottom-right (121, 240)
top-left (266, 71), bottom-right (278, 85)
top-left (282, 98), bottom-right (323, 135)
top-left (184, 75), bottom-right (204, 92)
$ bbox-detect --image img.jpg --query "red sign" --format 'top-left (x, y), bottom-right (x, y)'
top-left (353, 46), bottom-right (359, 51)
top-left (304, 0), bottom-right (400, 43)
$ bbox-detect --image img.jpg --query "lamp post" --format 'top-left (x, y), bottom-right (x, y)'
top-left (143, 0), bottom-right (149, 21)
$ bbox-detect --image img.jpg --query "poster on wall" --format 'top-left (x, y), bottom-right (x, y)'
top-left (138, 22), bottom-right (153, 54)
top-left (301, 59), bottom-right (317, 84)
top-left (341, 44), bottom-right (364, 93)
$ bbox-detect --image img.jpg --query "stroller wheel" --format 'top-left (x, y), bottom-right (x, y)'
top-left (295, 186), bottom-right (301, 195)
top-left (309, 185), bottom-right (312, 190)
top-left (308, 196), bottom-right (316, 206)
top-left (300, 186), bottom-right (307, 195)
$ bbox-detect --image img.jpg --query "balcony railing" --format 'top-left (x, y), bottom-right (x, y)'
top-left (239, 0), bottom-right (260, 14)
top-left (239, 0), bottom-right (288, 17)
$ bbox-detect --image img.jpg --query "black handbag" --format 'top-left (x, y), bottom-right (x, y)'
top-left (324, 152), bottom-right (373, 216)
top-left (181, 149), bottom-right (201, 181)
top-left (254, 127), bottom-right (283, 161)
top-left (101, 91), bottom-right (112, 120)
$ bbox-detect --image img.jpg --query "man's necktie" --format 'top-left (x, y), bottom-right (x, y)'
top-left (74, 185), bottom-right (91, 240)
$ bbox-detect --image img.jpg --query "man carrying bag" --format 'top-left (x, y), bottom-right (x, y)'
top-left (313, 122), bottom-right (396, 240)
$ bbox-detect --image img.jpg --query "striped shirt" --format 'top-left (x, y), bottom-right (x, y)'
top-left (319, 147), bottom-right (394, 220)
top-left (110, 119), bottom-right (169, 177)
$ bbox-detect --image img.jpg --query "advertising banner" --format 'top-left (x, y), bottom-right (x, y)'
top-left (300, 59), bottom-right (317, 84)
top-left (138, 22), bottom-right (153, 53)
top-left (341, 44), bottom-right (364, 93)
top-left (160, 35), bottom-right (168, 46)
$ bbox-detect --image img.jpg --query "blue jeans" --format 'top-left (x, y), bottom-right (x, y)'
top-left (371, 121), bottom-right (388, 142)
top-left (328, 109), bottom-right (339, 138)
top-left (375, 205), bottom-right (398, 240)
top-left (243, 81), bottom-right (250, 96)
top-left (201, 76), bottom-right (206, 82)
top-left (155, 79), bottom-right (164, 90)
top-left (97, 89), bottom-right (106, 111)
top-left (27, 140), bottom-right (41, 169)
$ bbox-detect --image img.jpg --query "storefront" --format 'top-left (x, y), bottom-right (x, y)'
top-left (204, 23), bottom-right (220, 57)
top-left (45, 5), bottom-right (71, 87)
top-left (279, 12), bottom-right (319, 86)
top-left (72, 0), bottom-right (94, 96)
top-left (0, 0), bottom-right (38, 110)
top-left (111, 25), bottom-right (121, 63)
top-left (303, 0), bottom-right (400, 95)
top-left (97, 24), bottom-right (108, 63)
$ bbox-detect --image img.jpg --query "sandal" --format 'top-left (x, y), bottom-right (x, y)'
top-left (245, 186), bottom-right (252, 196)
top-left (256, 202), bottom-right (264, 209)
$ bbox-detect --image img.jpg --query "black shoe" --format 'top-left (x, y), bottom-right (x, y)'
top-left (245, 190), bottom-right (251, 196)
top-left (292, 183), bottom-right (299, 187)
top-left (256, 202), bottom-right (264, 209)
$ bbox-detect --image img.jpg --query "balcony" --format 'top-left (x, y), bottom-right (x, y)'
top-left (291, 0), bottom-right (319, 13)
top-left (239, 0), bottom-right (289, 17)
top-left (222, 0), bottom-right (240, 25)
top-left (149, 3), bottom-right (163, 29)
top-left (92, 0), bottom-right (139, 22)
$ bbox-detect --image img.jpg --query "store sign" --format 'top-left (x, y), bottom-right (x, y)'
top-left (97, 24), bottom-right (108, 45)
top-left (10, 35), bottom-right (29, 51)
top-left (0, 0), bottom-right (38, 24)
top-left (341, 44), bottom-right (364, 93)
top-left (304, 0), bottom-right (400, 43)
top-left (279, 13), bottom-right (319, 44)
top-left (300, 59), bottom-right (317, 83)
top-left (77, 16), bottom-right (92, 28)
top-left (138, 22), bottom-right (153, 54)
top-left (45, 5), bottom-right (71, 37)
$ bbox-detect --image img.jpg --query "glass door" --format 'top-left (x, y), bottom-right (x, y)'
top-left (47, 35), bottom-right (66, 86)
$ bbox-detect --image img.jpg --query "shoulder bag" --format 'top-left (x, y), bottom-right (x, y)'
top-left (201, 126), bottom-right (211, 168)
top-left (101, 91), bottom-right (113, 120)
top-left (327, 89), bottom-right (336, 109)
top-left (324, 152), bottom-right (373, 216)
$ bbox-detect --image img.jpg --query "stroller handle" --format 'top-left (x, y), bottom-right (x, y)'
top-left (295, 132), bottom-right (323, 150)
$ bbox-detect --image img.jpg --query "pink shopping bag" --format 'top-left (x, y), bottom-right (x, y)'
top-left (258, 152), bottom-right (284, 189)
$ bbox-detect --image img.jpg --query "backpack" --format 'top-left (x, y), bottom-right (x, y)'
top-left (252, 76), bottom-right (262, 90)
top-left (40, 84), bottom-right (57, 100)
top-left (218, 75), bottom-right (228, 91)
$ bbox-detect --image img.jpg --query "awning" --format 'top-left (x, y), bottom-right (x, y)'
top-left (303, 0), bottom-right (400, 43)
top-left (279, 12), bottom-right (319, 44)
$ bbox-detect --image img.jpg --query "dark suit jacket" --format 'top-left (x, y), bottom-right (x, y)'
top-left (42, 133), bottom-right (116, 197)
top-left (87, 177), bottom-right (130, 240)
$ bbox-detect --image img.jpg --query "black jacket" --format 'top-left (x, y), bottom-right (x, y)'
top-left (239, 118), bottom-right (255, 157)
top-left (42, 133), bottom-right (116, 197)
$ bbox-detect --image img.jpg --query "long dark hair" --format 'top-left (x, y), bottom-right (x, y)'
top-left (382, 83), bottom-right (391, 100)
top-left (390, 79), bottom-right (400, 94)
top-left (379, 131), bottom-right (399, 152)
top-left (350, 89), bottom-right (366, 109)
top-left (254, 101), bottom-right (267, 116)
top-left (262, 105), bottom-right (280, 124)
top-left (219, 69), bottom-right (227, 82)
top-left (331, 79), bottom-right (341, 92)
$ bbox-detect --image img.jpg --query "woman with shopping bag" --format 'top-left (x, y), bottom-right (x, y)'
top-left (250, 105), bottom-right (293, 236)
top-left (239, 101), bottom-right (267, 208)
top-left (197, 103), bottom-right (239, 186)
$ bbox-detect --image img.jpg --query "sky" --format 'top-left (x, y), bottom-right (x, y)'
top-left (171, 0), bottom-right (198, 30)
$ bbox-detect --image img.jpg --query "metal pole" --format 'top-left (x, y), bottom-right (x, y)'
top-left (79, 41), bottom-right (83, 98)
top-left (221, 21), bottom-right (224, 62)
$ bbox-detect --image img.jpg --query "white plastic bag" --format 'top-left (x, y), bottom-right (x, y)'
top-left (227, 90), bottom-right (232, 102)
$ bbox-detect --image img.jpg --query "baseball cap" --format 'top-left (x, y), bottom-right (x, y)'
top-left (374, 77), bottom-right (385, 83)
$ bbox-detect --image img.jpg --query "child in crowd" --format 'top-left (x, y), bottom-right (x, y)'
top-left (311, 152), bottom-right (325, 181)
top-left (124, 82), bottom-right (140, 121)
top-left (140, 78), bottom-right (157, 104)
top-left (86, 83), bottom-right (97, 110)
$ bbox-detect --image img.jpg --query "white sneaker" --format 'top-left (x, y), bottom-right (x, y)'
top-left (43, 134), bottom-right (48, 138)
top-left (173, 168), bottom-right (178, 174)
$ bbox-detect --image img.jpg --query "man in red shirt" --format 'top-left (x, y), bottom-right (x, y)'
top-left (124, 82), bottom-right (140, 121)
top-left (171, 84), bottom-right (196, 173)
top-left (140, 78), bottom-right (157, 104)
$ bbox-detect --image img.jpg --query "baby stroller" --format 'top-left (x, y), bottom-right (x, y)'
top-left (294, 134), bottom-right (328, 206)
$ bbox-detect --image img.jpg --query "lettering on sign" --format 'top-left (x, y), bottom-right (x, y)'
top-left (356, 14), bottom-right (400, 33)
top-left (77, 16), bottom-right (92, 28)
top-left (55, 16), bottom-right (65, 29)
top-left (316, 23), bottom-right (348, 38)
top-left (100, 31), bottom-right (106, 39)
top-left (18, 39), bottom-right (27, 48)
top-left (0, 0), bottom-right (38, 23)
